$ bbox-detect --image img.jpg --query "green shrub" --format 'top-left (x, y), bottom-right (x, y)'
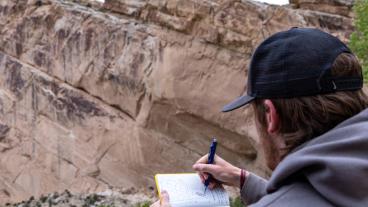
top-left (350, 0), bottom-right (368, 82)
top-left (230, 196), bottom-right (245, 207)
top-left (134, 201), bottom-right (152, 207)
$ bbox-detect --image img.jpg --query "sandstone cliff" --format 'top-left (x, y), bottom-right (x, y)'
top-left (0, 0), bottom-right (354, 203)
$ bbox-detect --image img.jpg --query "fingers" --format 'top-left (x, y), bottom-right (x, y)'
top-left (160, 191), bottom-right (170, 207)
top-left (198, 172), bottom-right (206, 183)
top-left (193, 163), bottom-right (219, 174)
top-left (150, 191), bottom-right (171, 207)
top-left (150, 200), bottom-right (160, 207)
top-left (197, 173), bottom-right (220, 191)
top-left (194, 164), bottom-right (220, 187)
top-left (209, 181), bottom-right (217, 189)
top-left (194, 154), bottom-right (209, 165)
top-left (161, 191), bottom-right (170, 202)
top-left (209, 181), bottom-right (224, 189)
top-left (195, 154), bottom-right (225, 166)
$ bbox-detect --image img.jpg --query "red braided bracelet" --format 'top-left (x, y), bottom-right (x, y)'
top-left (240, 169), bottom-right (246, 189)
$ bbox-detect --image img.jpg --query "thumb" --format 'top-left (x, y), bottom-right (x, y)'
top-left (193, 163), bottom-right (219, 174)
top-left (160, 190), bottom-right (170, 207)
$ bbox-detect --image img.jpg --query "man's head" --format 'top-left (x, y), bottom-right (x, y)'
top-left (222, 28), bottom-right (368, 170)
top-left (253, 53), bottom-right (368, 170)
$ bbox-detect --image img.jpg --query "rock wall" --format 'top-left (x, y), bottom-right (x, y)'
top-left (0, 0), bottom-right (354, 203)
top-left (290, 0), bottom-right (354, 17)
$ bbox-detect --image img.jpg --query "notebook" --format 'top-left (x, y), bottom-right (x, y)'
top-left (154, 173), bottom-right (230, 207)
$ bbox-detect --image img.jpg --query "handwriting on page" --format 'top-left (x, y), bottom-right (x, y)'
top-left (195, 192), bottom-right (206, 197)
top-left (157, 174), bottom-right (229, 207)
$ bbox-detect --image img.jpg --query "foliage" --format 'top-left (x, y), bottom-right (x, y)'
top-left (230, 196), bottom-right (246, 207)
top-left (83, 194), bottom-right (100, 207)
top-left (350, 0), bottom-right (368, 82)
top-left (134, 201), bottom-right (152, 207)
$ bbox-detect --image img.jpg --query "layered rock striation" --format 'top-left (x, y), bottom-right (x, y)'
top-left (290, 0), bottom-right (355, 17)
top-left (0, 0), bottom-right (354, 203)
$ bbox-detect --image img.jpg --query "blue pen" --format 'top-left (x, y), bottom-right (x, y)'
top-left (204, 138), bottom-right (217, 194)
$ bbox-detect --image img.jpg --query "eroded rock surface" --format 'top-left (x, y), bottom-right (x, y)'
top-left (0, 0), bottom-right (355, 203)
top-left (290, 0), bottom-right (354, 17)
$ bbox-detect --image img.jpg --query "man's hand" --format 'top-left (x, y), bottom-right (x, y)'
top-left (150, 191), bottom-right (171, 207)
top-left (193, 154), bottom-right (247, 189)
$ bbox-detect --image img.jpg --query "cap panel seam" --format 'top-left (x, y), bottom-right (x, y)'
top-left (284, 32), bottom-right (291, 96)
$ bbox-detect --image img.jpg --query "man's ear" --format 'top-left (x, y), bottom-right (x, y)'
top-left (263, 99), bottom-right (280, 134)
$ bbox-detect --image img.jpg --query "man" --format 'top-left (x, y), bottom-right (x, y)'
top-left (151, 28), bottom-right (368, 207)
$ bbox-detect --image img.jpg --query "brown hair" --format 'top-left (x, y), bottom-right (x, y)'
top-left (252, 53), bottom-right (368, 155)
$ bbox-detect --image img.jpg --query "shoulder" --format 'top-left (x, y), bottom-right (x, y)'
top-left (249, 181), bottom-right (333, 207)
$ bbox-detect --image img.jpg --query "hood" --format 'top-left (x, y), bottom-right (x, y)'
top-left (267, 108), bottom-right (368, 206)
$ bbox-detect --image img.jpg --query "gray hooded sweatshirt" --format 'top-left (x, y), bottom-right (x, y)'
top-left (241, 108), bottom-right (368, 207)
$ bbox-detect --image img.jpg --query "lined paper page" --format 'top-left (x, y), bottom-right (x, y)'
top-left (155, 173), bottom-right (230, 207)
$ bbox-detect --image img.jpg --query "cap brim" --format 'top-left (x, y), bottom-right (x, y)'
top-left (222, 95), bottom-right (255, 112)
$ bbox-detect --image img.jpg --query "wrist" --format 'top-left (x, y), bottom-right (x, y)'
top-left (240, 169), bottom-right (247, 189)
top-left (231, 167), bottom-right (242, 188)
top-left (234, 168), bottom-right (249, 189)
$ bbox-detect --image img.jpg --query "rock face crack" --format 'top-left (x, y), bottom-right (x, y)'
top-left (1, 49), bottom-right (135, 121)
top-left (0, 124), bottom-right (10, 141)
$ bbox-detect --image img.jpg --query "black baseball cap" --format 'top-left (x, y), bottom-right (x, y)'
top-left (222, 27), bottom-right (363, 112)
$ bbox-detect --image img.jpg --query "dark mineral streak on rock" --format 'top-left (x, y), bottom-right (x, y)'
top-left (0, 123), bottom-right (10, 140)
top-left (5, 59), bottom-right (25, 97)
